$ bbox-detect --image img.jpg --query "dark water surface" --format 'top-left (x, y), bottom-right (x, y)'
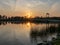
top-left (0, 22), bottom-right (60, 45)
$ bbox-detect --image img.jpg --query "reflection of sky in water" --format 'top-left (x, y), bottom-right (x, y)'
top-left (0, 23), bottom-right (59, 45)
top-left (0, 23), bottom-right (31, 45)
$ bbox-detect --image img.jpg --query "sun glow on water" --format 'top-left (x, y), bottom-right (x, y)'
top-left (26, 22), bottom-right (31, 27)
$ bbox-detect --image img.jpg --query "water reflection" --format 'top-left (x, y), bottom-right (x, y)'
top-left (0, 22), bottom-right (60, 45)
top-left (26, 22), bottom-right (31, 28)
top-left (30, 23), bottom-right (60, 45)
top-left (0, 21), bottom-right (29, 25)
top-left (0, 21), bottom-right (7, 25)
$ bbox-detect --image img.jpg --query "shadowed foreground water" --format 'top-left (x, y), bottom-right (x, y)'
top-left (0, 22), bottom-right (60, 45)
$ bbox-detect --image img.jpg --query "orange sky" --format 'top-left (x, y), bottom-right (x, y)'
top-left (0, 0), bottom-right (60, 17)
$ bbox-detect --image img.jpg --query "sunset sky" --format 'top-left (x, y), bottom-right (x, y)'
top-left (0, 0), bottom-right (60, 17)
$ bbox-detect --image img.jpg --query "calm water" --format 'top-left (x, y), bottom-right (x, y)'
top-left (0, 22), bottom-right (60, 45)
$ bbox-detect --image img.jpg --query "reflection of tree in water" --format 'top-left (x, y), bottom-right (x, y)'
top-left (0, 21), bottom-right (7, 25)
top-left (30, 24), bottom-right (60, 45)
top-left (0, 21), bottom-right (28, 25)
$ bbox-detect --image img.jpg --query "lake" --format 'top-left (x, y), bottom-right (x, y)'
top-left (0, 22), bottom-right (60, 45)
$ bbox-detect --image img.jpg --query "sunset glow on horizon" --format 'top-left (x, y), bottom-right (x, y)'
top-left (0, 0), bottom-right (60, 17)
top-left (25, 10), bottom-right (32, 18)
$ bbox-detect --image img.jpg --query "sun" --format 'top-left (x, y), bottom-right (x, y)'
top-left (25, 10), bottom-right (32, 18)
top-left (27, 13), bottom-right (31, 18)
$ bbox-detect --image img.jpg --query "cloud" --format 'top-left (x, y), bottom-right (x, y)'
top-left (0, 0), bottom-right (60, 16)
top-left (49, 2), bottom-right (60, 17)
top-left (0, 0), bottom-right (17, 16)
top-left (0, 0), bottom-right (16, 11)
top-left (16, 0), bottom-right (48, 11)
